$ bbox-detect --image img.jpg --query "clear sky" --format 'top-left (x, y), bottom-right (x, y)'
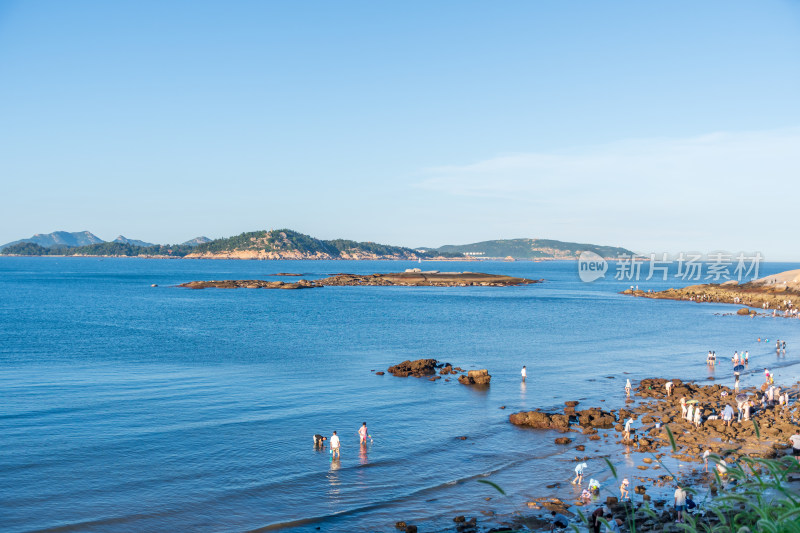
top-left (1, 1), bottom-right (798, 259)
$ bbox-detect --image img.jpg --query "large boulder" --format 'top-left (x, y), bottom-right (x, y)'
top-left (388, 359), bottom-right (438, 377)
top-left (576, 408), bottom-right (616, 428)
top-left (509, 411), bottom-right (570, 430)
top-left (458, 369), bottom-right (491, 385)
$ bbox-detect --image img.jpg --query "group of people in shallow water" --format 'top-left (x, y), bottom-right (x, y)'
top-left (313, 422), bottom-right (370, 458)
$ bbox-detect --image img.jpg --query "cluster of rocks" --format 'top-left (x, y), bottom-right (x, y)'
top-left (318, 272), bottom-right (541, 287)
top-left (179, 279), bottom-right (317, 290)
top-left (180, 272), bottom-right (542, 291)
top-left (509, 401), bottom-right (616, 431)
top-left (387, 359), bottom-right (440, 377)
top-left (384, 359), bottom-right (490, 386)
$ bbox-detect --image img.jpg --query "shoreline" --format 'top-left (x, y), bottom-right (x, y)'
top-left (459, 367), bottom-right (800, 533)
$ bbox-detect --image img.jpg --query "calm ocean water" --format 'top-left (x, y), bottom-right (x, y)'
top-left (1, 258), bottom-right (799, 532)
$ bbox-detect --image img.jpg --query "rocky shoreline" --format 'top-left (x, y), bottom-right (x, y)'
top-left (491, 375), bottom-right (800, 532)
top-left (179, 271), bottom-right (542, 290)
top-left (374, 356), bottom-right (800, 531)
top-left (622, 269), bottom-right (800, 314)
top-left (385, 368), bottom-right (800, 532)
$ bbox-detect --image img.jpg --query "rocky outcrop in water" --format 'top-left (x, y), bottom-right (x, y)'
top-left (387, 359), bottom-right (439, 377)
top-left (179, 279), bottom-right (317, 289)
top-left (179, 271), bottom-right (541, 290)
top-left (458, 369), bottom-right (491, 386)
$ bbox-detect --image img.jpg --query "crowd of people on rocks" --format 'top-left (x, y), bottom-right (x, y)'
top-left (551, 339), bottom-right (797, 532)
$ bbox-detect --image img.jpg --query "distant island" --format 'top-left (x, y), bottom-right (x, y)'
top-left (1, 228), bottom-right (632, 260)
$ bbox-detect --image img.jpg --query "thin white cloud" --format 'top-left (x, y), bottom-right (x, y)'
top-left (411, 128), bottom-right (800, 259)
top-left (415, 128), bottom-right (800, 200)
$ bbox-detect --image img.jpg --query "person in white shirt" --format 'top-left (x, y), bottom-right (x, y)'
top-left (789, 433), bottom-right (800, 463)
top-left (330, 431), bottom-right (340, 458)
top-left (572, 462), bottom-right (587, 485)
top-left (665, 381), bottom-right (673, 396)
top-left (702, 449), bottom-right (711, 472)
top-left (521, 365), bottom-right (527, 382)
top-left (674, 485), bottom-right (687, 523)
top-left (623, 418), bottom-right (633, 440)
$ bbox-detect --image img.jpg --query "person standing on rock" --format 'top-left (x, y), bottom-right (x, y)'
top-left (703, 449), bottom-right (711, 472)
top-left (521, 365), bottom-right (527, 382)
top-left (693, 406), bottom-right (702, 427)
top-left (623, 417), bottom-right (633, 440)
top-left (680, 397), bottom-right (687, 418)
top-left (665, 381), bottom-right (673, 396)
top-left (723, 404), bottom-right (734, 427)
top-left (330, 431), bottom-right (340, 458)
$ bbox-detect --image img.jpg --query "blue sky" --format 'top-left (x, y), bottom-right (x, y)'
top-left (1, 1), bottom-right (798, 258)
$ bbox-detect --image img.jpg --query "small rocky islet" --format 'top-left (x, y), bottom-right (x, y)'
top-left (379, 358), bottom-right (492, 385)
top-left (178, 271), bottom-right (542, 290)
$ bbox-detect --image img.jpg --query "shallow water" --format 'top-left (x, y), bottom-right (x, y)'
top-left (1, 257), bottom-right (798, 532)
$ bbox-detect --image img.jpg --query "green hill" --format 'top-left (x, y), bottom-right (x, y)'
top-left (192, 229), bottom-right (459, 258)
top-left (428, 238), bottom-right (632, 259)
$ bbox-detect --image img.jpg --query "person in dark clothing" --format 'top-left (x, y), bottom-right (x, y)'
top-left (313, 434), bottom-right (327, 448)
top-left (590, 506), bottom-right (607, 533)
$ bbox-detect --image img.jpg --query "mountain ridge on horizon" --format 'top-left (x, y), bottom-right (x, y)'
top-left (1, 228), bottom-right (631, 260)
top-left (0, 231), bottom-right (211, 251)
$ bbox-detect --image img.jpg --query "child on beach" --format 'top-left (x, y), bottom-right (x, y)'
top-left (623, 418), bottom-right (633, 440)
top-left (358, 422), bottom-right (368, 444)
top-left (620, 478), bottom-right (630, 500)
top-left (703, 449), bottom-right (711, 472)
top-left (625, 379), bottom-right (631, 397)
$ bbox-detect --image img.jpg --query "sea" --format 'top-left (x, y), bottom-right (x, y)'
top-left (1, 257), bottom-right (799, 532)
